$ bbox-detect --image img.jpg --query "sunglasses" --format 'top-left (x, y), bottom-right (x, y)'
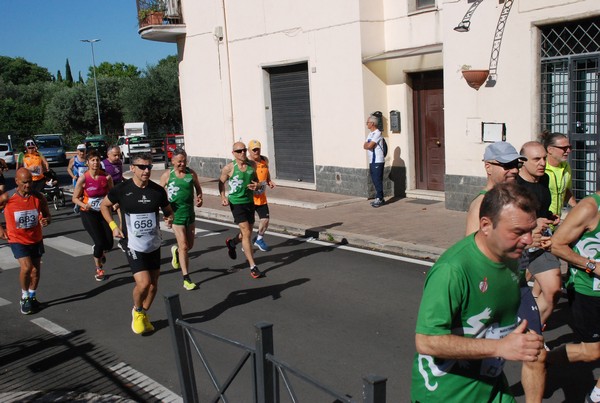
top-left (132, 164), bottom-right (153, 171)
top-left (489, 160), bottom-right (524, 170)
top-left (251, 148), bottom-right (260, 152)
top-left (233, 148), bottom-right (247, 153)
top-left (551, 144), bottom-right (572, 152)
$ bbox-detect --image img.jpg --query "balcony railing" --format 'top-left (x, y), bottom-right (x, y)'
top-left (136, 0), bottom-right (185, 43)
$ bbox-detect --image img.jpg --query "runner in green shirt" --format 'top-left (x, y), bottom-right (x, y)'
top-left (551, 192), bottom-right (600, 403)
top-left (218, 141), bottom-right (264, 279)
top-left (411, 183), bottom-right (545, 403)
top-left (160, 148), bottom-right (203, 291)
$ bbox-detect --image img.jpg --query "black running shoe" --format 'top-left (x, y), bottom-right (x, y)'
top-left (30, 296), bottom-right (40, 313)
top-left (250, 266), bottom-right (264, 279)
top-left (20, 297), bottom-right (32, 315)
top-left (226, 238), bottom-right (237, 259)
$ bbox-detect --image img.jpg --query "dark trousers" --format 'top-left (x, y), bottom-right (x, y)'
top-left (80, 210), bottom-right (114, 258)
top-left (369, 162), bottom-right (384, 200)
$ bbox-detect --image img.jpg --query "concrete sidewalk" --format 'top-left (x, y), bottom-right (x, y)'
top-left (125, 167), bottom-right (467, 261)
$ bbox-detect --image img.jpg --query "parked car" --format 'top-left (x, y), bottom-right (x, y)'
top-left (34, 134), bottom-right (67, 165)
top-left (117, 134), bottom-right (152, 163)
top-left (165, 133), bottom-right (185, 160)
top-left (84, 136), bottom-right (108, 159)
top-left (0, 142), bottom-right (15, 168)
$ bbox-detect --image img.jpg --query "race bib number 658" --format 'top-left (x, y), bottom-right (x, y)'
top-left (130, 213), bottom-right (156, 237)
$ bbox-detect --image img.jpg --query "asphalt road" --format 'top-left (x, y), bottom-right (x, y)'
top-left (0, 166), bottom-right (598, 402)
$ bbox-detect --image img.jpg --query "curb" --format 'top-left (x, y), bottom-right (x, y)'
top-left (197, 207), bottom-right (442, 262)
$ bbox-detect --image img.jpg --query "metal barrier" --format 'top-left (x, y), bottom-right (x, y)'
top-left (164, 294), bottom-right (387, 403)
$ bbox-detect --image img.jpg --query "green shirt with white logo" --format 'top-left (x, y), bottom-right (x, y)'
top-left (411, 234), bottom-right (520, 403)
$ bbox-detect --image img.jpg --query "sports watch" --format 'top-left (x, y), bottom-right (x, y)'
top-left (585, 260), bottom-right (597, 274)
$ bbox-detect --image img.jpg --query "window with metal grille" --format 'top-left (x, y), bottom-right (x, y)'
top-left (540, 18), bottom-right (600, 201)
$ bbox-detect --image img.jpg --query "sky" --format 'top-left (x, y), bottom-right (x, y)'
top-left (2, 0), bottom-right (177, 78)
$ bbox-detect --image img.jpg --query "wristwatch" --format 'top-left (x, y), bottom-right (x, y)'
top-left (585, 260), bottom-right (597, 274)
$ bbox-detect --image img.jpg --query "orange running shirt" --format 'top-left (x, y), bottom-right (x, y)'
top-left (253, 156), bottom-right (269, 206)
top-left (4, 191), bottom-right (43, 245)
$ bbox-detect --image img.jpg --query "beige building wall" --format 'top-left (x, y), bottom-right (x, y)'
top-left (443, 0), bottom-right (599, 176)
top-left (159, 0), bottom-right (598, 207)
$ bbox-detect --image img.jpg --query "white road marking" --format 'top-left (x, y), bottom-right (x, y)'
top-left (31, 317), bottom-right (71, 336)
top-left (109, 362), bottom-right (182, 402)
top-left (0, 244), bottom-right (19, 270)
top-left (28, 317), bottom-right (182, 402)
top-left (0, 297), bottom-right (11, 307)
top-left (196, 218), bottom-right (435, 267)
top-left (43, 236), bottom-right (92, 257)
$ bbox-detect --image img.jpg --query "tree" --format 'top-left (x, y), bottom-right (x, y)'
top-left (0, 56), bottom-right (52, 85)
top-left (0, 80), bottom-right (52, 144)
top-left (65, 59), bottom-right (74, 86)
top-left (56, 71), bottom-right (63, 82)
top-left (91, 62), bottom-right (141, 79)
top-left (78, 72), bottom-right (84, 84)
top-left (120, 55), bottom-right (182, 136)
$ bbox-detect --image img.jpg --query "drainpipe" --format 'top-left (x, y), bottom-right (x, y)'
top-left (220, 0), bottom-right (236, 146)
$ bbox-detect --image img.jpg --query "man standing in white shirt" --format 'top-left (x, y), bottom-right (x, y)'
top-left (363, 114), bottom-right (385, 208)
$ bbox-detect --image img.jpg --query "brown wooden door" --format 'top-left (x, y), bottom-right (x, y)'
top-left (412, 71), bottom-right (445, 191)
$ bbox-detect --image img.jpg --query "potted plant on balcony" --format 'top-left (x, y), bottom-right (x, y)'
top-left (138, 0), bottom-right (166, 27)
top-left (460, 65), bottom-right (489, 91)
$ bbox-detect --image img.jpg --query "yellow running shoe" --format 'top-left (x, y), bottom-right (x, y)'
top-left (143, 313), bottom-right (155, 332)
top-left (171, 245), bottom-right (180, 269)
top-left (131, 309), bottom-right (147, 334)
top-left (183, 279), bottom-right (197, 291)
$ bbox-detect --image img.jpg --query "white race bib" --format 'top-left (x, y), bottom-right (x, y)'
top-left (14, 209), bottom-right (39, 229)
top-left (130, 213), bottom-right (157, 237)
top-left (88, 197), bottom-right (103, 212)
top-left (480, 323), bottom-right (516, 378)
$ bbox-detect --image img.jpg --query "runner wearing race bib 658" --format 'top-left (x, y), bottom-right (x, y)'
top-left (72, 150), bottom-right (114, 281)
top-left (100, 153), bottom-right (174, 335)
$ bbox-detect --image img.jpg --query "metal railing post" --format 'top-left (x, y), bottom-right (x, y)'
top-left (165, 293), bottom-right (198, 403)
top-left (254, 321), bottom-right (274, 403)
top-left (362, 375), bottom-right (387, 403)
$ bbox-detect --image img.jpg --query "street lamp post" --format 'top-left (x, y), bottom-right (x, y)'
top-left (81, 39), bottom-right (102, 136)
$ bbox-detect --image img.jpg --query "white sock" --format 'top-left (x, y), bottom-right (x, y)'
top-left (21, 290), bottom-right (28, 299)
top-left (257, 234), bottom-right (263, 241)
top-left (590, 387), bottom-right (600, 402)
top-left (28, 289), bottom-right (36, 298)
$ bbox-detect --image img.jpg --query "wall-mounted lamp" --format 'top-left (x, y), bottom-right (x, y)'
top-left (453, 22), bottom-right (470, 32)
top-left (214, 26), bottom-right (224, 41)
top-left (390, 110), bottom-right (401, 133)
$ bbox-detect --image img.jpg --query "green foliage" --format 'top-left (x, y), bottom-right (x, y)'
top-left (91, 62), bottom-right (141, 79)
top-left (0, 56), bottom-right (52, 85)
top-left (65, 59), bottom-right (74, 86)
top-left (138, 0), bottom-right (166, 21)
top-left (120, 55), bottom-right (182, 136)
top-left (0, 55), bottom-right (180, 144)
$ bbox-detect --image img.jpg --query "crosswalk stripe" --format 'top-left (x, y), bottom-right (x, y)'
top-left (0, 244), bottom-right (19, 270)
top-left (43, 236), bottom-right (91, 257)
top-left (0, 297), bottom-right (11, 307)
top-left (109, 362), bottom-right (182, 402)
top-left (0, 225), bottom-right (219, 272)
top-left (31, 317), bottom-right (71, 336)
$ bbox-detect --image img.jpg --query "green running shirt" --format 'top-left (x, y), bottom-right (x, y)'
top-left (569, 193), bottom-right (600, 296)
top-left (228, 161), bottom-right (254, 205)
top-left (411, 234), bottom-right (520, 403)
top-left (166, 168), bottom-right (195, 225)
